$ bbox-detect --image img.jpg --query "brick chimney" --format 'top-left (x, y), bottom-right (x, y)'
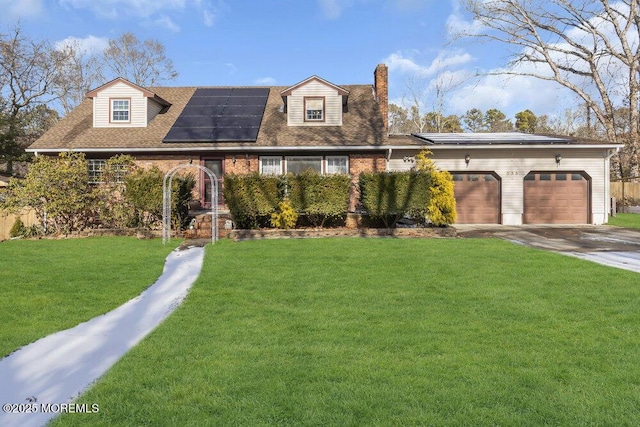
top-left (374, 63), bottom-right (389, 133)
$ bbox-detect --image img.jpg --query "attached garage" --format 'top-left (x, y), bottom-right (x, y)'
top-left (452, 172), bottom-right (501, 224)
top-left (523, 172), bottom-right (590, 224)
top-left (387, 133), bottom-right (622, 225)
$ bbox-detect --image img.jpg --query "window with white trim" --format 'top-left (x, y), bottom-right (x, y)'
top-left (88, 160), bottom-right (107, 184)
top-left (286, 156), bottom-right (322, 174)
top-left (304, 97), bottom-right (324, 121)
top-left (111, 99), bottom-right (130, 122)
top-left (110, 163), bottom-right (129, 183)
top-left (326, 156), bottom-right (348, 174)
top-left (260, 156), bottom-right (282, 175)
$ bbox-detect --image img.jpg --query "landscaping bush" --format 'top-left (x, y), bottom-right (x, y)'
top-left (270, 199), bottom-right (298, 229)
top-left (9, 217), bottom-right (26, 238)
top-left (415, 150), bottom-right (457, 226)
top-left (1, 152), bottom-right (94, 234)
top-left (92, 155), bottom-right (138, 228)
top-left (287, 170), bottom-right (351, 227)
top-left (124, 166), bottom-right (195, 229)
top-left (224, 173), bottom-right (282, 229)
top-left (426, 169), bottom-right (457, 226)
top-left (359, 170), bottom-right (432, 228)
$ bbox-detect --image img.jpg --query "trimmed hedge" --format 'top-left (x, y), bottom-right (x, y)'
top-left (124, 166), bottom-right (195, 229)
top-left (287, 170), bottom-right (351, 227)
top-left (358, 171), bottom-right (432, 228)
top-left (223, 173), bottom-right (282, 229)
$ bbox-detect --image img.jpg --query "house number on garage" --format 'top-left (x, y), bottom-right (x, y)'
top-left (506, 171), bottom-right (520, 176)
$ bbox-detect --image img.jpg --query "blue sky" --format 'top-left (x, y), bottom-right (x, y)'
top-left (0, 0), bottom-right (575, 119)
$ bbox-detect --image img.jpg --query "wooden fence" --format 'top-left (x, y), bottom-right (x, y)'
top-left (611, 182), bottom-right (640, 203)
top-left (0, 208), bottom-right (37, 241)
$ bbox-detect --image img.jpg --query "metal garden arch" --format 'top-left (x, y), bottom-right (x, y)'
top-left (162, 163), bottom-right (218, 245)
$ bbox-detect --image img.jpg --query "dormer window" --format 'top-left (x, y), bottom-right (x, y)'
top-left (111, 99), bottom-right (130, 122)
top-left (304, 97), bottom-right (324, 122)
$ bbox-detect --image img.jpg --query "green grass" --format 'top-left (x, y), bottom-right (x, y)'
top-left (52, 238), bottom-right (640, 426)
top-left (0, 237), bottom-right (179, 358)
top-left (608, 212), bottom-right (640, 229)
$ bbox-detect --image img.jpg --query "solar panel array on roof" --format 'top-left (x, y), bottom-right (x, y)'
top-left (163, 88), bottom-right (269, 142)
top-left (412, 132), bottom-right (575, 145)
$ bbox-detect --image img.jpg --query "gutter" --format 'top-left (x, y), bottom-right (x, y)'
top-left (26, 143), bottom-right (624, 155)
top-left (27, 145), bottom-right (393, 154)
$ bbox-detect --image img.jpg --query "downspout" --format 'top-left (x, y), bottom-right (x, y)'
top-left (605, 148), bottom-right (621, 219)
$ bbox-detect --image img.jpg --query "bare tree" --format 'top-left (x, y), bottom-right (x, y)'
top-left (54, 40), bottom-right (104, 115)
top-left (459, 0), bottom-right (640, 174)
top-left (103, 32), bottom-right (178, 86)
top-left (0, 24), bottom-right (70, 174)
top-left (388, 104), bottom-right (412, 134)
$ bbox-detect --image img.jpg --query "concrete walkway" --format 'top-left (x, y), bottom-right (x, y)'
top-left (0, 245), bottom-right (205, 427)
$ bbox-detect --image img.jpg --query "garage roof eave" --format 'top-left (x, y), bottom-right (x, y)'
top-left (389, 143), bottom-right (624, 150)
top-left (409, 132), bottom-right (624, 149)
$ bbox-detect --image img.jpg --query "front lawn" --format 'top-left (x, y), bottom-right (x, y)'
top-left (608, 212), bottom-right (640, 229)
top-left (53, 238), bottom-right (640, 425)
top-left (0, 237), bottom-right (179, 358)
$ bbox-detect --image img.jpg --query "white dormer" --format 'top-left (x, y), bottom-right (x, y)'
top-left (86, 77), bottom-right (171, 128)
top-left (280, 76), bottom-right (349, 126)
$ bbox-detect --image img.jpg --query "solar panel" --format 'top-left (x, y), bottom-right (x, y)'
top-left (412, 132), bottom-right (575, 145)
top-left (163, 87), bottom-right (269, 142)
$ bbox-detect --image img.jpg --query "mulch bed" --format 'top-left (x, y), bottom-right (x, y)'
top-left (224, 227), bottom-right (457, 241)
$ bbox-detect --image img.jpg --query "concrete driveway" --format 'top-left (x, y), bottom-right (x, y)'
top-left (456, 224), bottom-right (640, 274)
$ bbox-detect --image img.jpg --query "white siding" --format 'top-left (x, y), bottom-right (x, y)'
top-left (92, 81), bottom-right (148, 128)
top-left (147, 98), bottom-right (163, 123)
top-left (388, 148), bottom-right (612, 225)
top-left (287, 80), bottom-right (343, 126)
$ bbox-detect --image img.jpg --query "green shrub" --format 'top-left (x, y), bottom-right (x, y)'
top-left (93, 155), bottom-right (138, 228)
top-left (224, 173), bottom-right (282, 229)
top-left (359, 171), bottom-right (432, 228)
top-left (9, 218), bottom-right (26, 238)
top-left (1, 152), bottom-right (93, 234)
top-left (427, 169), bottom-right (457, 226)
top-left (287, 170), bottom-right (351, 227)
top-left (270, 199), bottom-right (299, 229)
top-left (124, 166), bottom-right (195, 229)
top-left (415, 150), bottom-right (457, 226)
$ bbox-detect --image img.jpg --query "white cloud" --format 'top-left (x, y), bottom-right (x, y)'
top-left (0, 0), bottom-right (45, 20)
top-left (255, 77), bottom-right (277, 85)
top-left (384, 44), bottom-right (576, 118)
top-left (318, 0), bottom-right (350, 19)
top-left (154, 15), bottom-right (181, 32)
top-left (203, 9), bottom-right (216, 27)
top-left (446, 70), bottom-right (576, 118)
top-left (59, 0), bottom-right (187, 19)
top-left (384, 50), bottom-right (473, 78)
top-left (54, 35), bottom-right (109, 55)
top-left (60, 0), bottom-right (223, 28)
top-left (445, 0), bottom-right (485, 38)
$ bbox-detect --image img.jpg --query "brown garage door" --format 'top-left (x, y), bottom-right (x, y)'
top-left (452, 173), bottom-right (501, 224)
top-left (523, 172), bottom-right (589, 224)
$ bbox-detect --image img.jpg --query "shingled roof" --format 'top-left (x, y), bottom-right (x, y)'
top-left (28, 84), bottom-right (388, 152)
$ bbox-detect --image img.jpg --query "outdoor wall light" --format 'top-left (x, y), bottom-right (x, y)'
top-left (464, 154), bottom-right (471, 166)
top-left (232, 155), bottom-right (236, 165)
top-left (555, 154), bottom-right (562, 165)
